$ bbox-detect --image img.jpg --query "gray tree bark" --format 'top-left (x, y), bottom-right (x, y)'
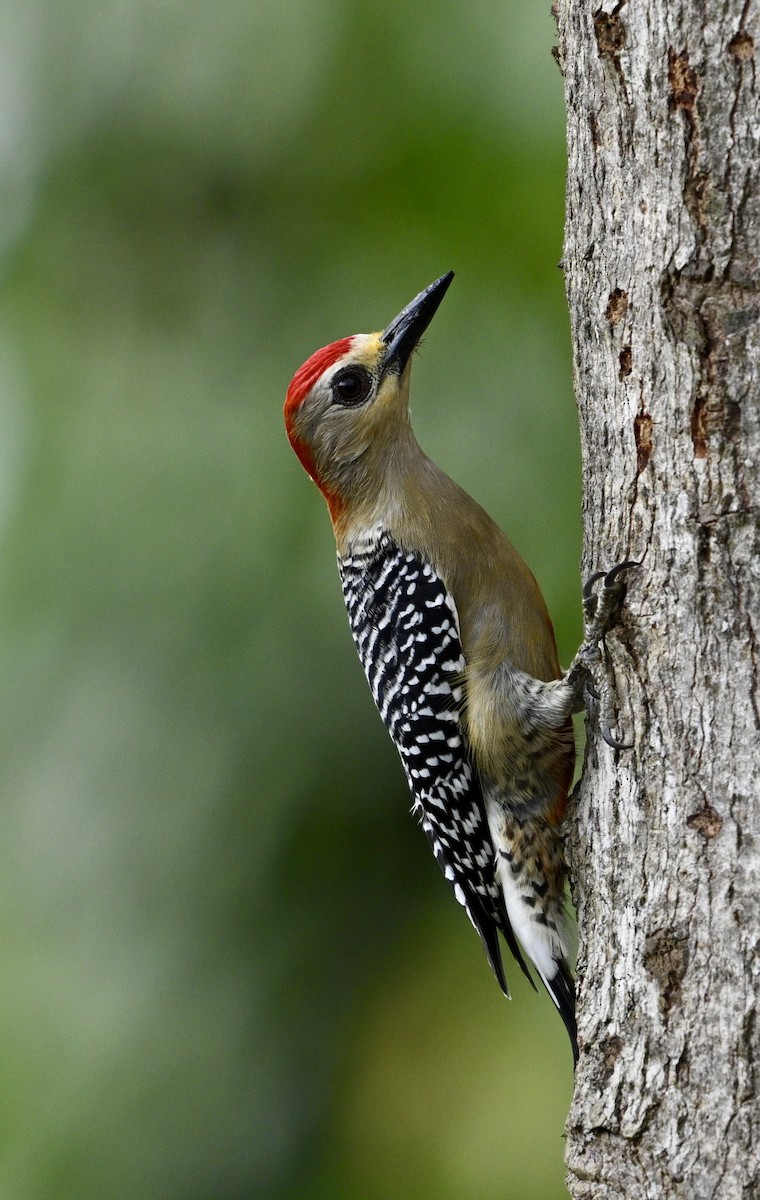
top-left (554, 1), bottom-right (760, 1197)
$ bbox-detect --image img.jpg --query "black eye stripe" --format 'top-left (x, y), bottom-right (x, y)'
top-left (332, 366), bottom-right (372, 407)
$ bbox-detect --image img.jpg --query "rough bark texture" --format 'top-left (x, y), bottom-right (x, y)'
top-left (554, 1), bottom-right (760, 1196)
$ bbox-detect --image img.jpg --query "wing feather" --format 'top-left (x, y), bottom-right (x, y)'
top-left (339, 530), bottom-right (533, 994)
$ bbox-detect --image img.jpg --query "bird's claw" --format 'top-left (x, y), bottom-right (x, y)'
top-left (581, 570), bottom-right (607, 619)
top-left (582, 560), bottom-right (640, 641)
top-left (600, 720), bottom-right (634, 751)
top-left (604, 559), bottom-right (641, 588)
top-left (572, 560), bottom-right (640, 751)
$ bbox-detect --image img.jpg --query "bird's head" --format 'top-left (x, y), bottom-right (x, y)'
top-left (284, 272), bottom-right (453, 523)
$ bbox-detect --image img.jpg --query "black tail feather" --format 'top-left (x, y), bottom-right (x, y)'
top-left (545, 959), bottom-right (578, 1066)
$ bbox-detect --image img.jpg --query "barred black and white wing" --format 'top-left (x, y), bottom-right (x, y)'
top-left (338, 529), bottom-right (531, 994)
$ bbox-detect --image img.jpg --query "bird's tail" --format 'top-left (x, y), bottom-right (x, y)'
top-left (487, 804), bottom-right (578, 1064)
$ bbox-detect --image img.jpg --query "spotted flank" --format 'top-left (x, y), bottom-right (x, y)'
top-left (339, 529), bottom-right (534, 996)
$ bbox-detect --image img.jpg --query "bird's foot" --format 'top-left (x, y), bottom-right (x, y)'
top-left (566, 561), bottom-right (639, 749)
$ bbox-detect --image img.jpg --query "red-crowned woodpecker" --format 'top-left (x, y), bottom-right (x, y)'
top-left (284, 273), bottom-right (634, 1063)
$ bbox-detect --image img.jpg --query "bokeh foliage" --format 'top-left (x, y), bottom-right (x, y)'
top-left (0, 2), bottom-right (581, 1197)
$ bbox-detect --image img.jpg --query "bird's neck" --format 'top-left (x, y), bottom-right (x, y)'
top-left (330, 421), bottom-right (424, 550)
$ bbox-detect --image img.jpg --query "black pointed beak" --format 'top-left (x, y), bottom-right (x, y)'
top-left (381, 271), bottom-right (454, 376)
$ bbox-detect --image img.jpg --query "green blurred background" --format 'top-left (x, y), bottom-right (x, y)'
top-left (0, 2), bottom-right (582, 1197)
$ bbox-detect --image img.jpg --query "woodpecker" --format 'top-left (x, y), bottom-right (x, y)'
top-left (284, 272), bottom-right (634, 1063)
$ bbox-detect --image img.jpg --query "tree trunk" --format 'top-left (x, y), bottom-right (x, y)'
top-left (554, 1), bottom-right (760, 1196)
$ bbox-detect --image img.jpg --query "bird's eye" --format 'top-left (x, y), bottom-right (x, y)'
top-left (332, 366), bottom-right (372, 406)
